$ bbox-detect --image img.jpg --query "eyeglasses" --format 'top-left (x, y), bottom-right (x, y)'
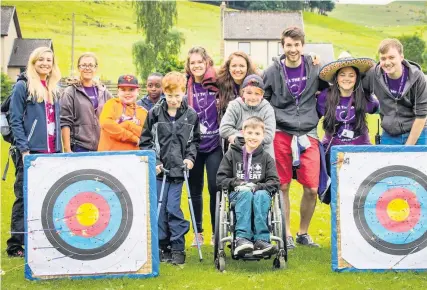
top-left (78, 64), bottom-right (97, 70)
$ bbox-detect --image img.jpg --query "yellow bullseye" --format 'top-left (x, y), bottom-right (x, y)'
top-left (387, 198), bottom-right (410, 222)
top-left (76, 203), bottom-right (99, 226)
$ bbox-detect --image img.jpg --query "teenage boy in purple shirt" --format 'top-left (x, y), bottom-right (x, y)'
top-left (363, 38), bottom-right (427, 145)
top-left (263, 26), bottom-right (329, 249)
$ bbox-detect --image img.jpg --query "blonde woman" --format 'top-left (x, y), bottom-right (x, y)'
top-left (60, 52), bottom-right (112, 152)
top-left (7, 46), bottom-right (62, 257)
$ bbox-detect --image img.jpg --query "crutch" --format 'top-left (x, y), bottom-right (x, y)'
top-left (157, 167), bottom-right (170, 221)
top-left (182, 164), bottom-right (203, 262)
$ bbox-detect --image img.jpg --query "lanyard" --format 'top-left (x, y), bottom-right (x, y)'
top-left (242, 146), bottom-right (252, 182)
top-left (383, 67), bottom-right (406, 99)
top-left (281, 59), bottom-right (305, 104)
top-left (341, 94), bottom-right (354, 123)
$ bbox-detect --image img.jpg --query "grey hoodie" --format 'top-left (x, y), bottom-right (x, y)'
top-left (263, 54), bottom-right (329, 136)
top-left (363, 60), bottom-right (427, 136)
top-left (219, 97), bottom-right (276, 158)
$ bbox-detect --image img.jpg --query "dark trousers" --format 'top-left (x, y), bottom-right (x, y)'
top-left (6, 149), bottom-right (24, 253)
top-left (157, 180), bottom-right (189, 251)
top-left (188, 146), bottom-right (223, 233)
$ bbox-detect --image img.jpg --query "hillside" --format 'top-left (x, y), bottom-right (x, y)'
top-left (2, 0), bottom-right (425, 80)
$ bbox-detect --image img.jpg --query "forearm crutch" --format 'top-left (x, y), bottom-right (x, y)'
top-left (182, 165), bottom-right (203, 262)
top-left (157, 167), bottom-right (169, 221)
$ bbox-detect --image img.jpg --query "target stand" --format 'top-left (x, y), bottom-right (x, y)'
top-left (331, 145), bottom-right (427, 272)
top-left (24, 151), bottom-right (159, 280)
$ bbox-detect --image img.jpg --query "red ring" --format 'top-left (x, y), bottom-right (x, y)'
top-left (65, 192), bottom-right (110, 237)
top-left (376, 188), bottom-right (421, 232)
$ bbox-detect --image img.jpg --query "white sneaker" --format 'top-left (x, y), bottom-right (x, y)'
top-left (191, 233), bottom-right (204, 247)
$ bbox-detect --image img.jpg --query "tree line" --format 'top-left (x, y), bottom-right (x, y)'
top-left (193, 1), bottom-right (336, 15)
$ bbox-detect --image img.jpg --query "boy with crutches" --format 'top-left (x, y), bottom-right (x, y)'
top-left (140, 72), bottom-right (201, 265)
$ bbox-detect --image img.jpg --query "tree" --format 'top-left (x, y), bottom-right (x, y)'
top-left (398, 34), bottom-right (426, 66)
top-left (1, 73), bottom-right (12, 102)
top-left (132, 1), bottom-right (185, 81)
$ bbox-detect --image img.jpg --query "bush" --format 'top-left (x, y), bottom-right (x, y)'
top-left (1, 73), bottom-right (12, 103)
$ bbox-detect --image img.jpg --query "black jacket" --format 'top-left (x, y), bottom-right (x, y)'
top-left (216, 137), bottom-right (280, 194)
top-left (140, 98), bottom-right (201, 180)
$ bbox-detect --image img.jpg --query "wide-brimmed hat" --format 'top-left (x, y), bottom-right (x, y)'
top-left (319, 52), bottom-right (376, 82)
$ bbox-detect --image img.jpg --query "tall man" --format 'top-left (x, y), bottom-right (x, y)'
top-left (363, 38), bottom-right (427, 145)
top-left (263, 27), bottom-right (329, 249)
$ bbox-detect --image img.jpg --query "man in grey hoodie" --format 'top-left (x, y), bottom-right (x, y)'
top-left (263, 26), bottom-right (329, 249)
top-left (363, 38), bottom-right (427, 145)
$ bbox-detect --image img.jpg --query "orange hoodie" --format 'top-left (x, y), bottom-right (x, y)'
top-left (98, 98), bottom-right (148, 151)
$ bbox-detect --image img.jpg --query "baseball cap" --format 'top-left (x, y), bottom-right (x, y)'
top-left (241, 74), bottom-right (264, 90)
top-left (118, 74), bottom-right (139, 88)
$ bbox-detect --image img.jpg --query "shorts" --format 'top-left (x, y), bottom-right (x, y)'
top-left (273, 131), bottom-right (320, 188)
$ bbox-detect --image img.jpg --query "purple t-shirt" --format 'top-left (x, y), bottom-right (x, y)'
top-left (317, 89), bottom-right (379, 147)
top-left (192, 83), bottom-right (220, 152)
top-left (282, 56), bottom-right (307, 104)
top-left (384, 66), bottom-right (408, 99)
top-left (83, 86), bottom-right (99, 109)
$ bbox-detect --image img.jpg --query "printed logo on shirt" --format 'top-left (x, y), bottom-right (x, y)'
top-left (286, 76), bottom-right (307, 95)
top-left (236, 162), bottom-right (263, 180)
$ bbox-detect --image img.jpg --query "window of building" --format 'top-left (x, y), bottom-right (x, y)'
top-left (238, 42), bottom-right (251, 55)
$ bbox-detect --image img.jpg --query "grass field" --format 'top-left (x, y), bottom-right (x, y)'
top-left (1, 1), bottom-right (427, 289)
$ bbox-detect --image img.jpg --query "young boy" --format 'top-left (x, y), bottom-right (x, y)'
top-left (136, 73), bottom-right (164, 111)
top-left (219, 74), bottom-right (276, 158)
top-left (363, 38), bottom-right (427, 145)
top-left (216, 116), bottom-right (280, 256)
top-left (98, 75), bottom-right (147, 151)
top-left (139, 72), bottom-right (201, 265)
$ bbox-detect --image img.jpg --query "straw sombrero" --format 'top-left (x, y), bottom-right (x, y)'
top-left (319, 52), bottom-right (376, 82)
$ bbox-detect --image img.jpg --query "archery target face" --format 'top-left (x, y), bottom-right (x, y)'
top-left (337, 151), bottom-right (427, 270)
top-left (27, 154), bottom-right (149, 276)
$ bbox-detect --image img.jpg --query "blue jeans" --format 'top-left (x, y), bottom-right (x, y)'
top-left (381, 128), bottom-right (427, 145)
top-left (230, 190), bottom-right (271, 242)
top-left (157, 180), bottom-right (190, 251)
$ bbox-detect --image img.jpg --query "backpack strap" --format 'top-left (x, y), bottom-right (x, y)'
top-left (2, 146), bottom-right (15, 181)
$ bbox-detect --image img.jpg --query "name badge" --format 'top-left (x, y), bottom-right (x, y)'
top-left (341, 129), bottom-right (354, 139)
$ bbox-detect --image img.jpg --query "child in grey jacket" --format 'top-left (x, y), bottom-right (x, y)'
top-left (219, 74), bottom-right (276, 158)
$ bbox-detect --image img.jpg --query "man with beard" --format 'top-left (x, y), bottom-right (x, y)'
top-left (263, 26), bottom-right (329, 250)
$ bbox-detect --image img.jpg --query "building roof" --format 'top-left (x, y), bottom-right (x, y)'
top-left (304, 43), bottom-right (335, 64)
top-left (223, 10), bottom-right (303, 40)
top-left (1, 6), bottom-right (22, 37)
top-left (8, 39), bottom-right (53, 67)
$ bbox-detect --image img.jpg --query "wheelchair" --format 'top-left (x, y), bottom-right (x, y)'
top-left (213, 188), bottom-right (288, 271)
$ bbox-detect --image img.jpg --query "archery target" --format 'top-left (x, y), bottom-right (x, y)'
top-left (41, 169), bottom-right (133, 260)
top-left (332, 148), bottom-right (427, 271)
top-left (25, 153), bottom-right (158, 279)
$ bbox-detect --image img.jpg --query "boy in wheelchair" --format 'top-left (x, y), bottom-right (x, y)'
top-left (216, 116), bottom-right (280, 257)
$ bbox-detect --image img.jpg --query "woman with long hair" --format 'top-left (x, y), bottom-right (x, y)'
top-left (317, 52), bottom-right (379, 203)
top-left (7, 46), bottom-right (62, 257)
top-left (217, 51), bottom-right (258, 120)
top-left (60, 52), bottom-right (112, 152)
top-left (185, 46), bottom-right (221, 246)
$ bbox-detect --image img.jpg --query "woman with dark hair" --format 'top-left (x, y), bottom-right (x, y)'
top-left (185, 46), bottom-right (221, 247)
top-left (317, 52), bottom-right (379, 202)
top-left (217, 51), bottom-right (258, 120)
